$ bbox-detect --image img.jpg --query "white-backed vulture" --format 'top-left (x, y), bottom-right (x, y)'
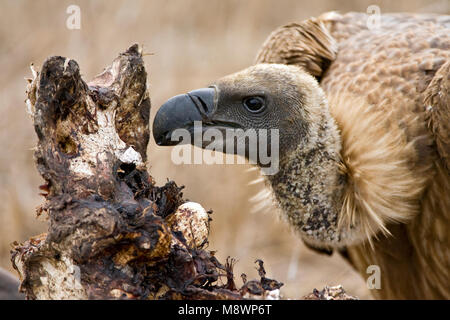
top-left (153, 12), bottom-right (450, 299)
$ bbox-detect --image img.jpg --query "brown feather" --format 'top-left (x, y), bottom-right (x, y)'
top-left (255, 18), bottom-right (337, 80)
top-left (424, 60), bottom-right (450, 174)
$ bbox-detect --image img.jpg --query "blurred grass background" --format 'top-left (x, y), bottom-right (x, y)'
top-left (0, 0), bottom-right (448, 299)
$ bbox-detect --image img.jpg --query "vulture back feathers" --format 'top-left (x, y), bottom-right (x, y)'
top-left (256, 12), bottom-right (450, 299)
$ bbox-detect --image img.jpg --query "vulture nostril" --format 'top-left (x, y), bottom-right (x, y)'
top-left (186, 87), bottom-right (216, 118)
top-left (198, 97), bottom-right (210, 114)
top-left (188, 94), bottom-right (209, 115)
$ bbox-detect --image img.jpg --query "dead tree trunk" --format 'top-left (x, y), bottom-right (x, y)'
top-left (10, 44), bottom-right (355, 300)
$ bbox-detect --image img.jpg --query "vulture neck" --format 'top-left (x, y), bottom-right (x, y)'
top-left (265, 104), bottom-right (346, 247)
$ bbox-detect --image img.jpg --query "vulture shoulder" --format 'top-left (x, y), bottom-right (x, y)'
top-left (255, 16), bottom-right (337, 80)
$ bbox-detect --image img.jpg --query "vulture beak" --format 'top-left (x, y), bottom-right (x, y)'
top-left (153, 87), bottom-right (217, 146)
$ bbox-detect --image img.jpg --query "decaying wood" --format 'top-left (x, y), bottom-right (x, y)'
top-left (10, 44), bottom-right (355, 300)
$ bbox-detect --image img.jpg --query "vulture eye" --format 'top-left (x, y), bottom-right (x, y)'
top-left (243, 96), bottom-right (265, 113)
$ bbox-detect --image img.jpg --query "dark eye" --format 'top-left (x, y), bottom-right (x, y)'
top-left (243, 96), bottom-right (265, 113)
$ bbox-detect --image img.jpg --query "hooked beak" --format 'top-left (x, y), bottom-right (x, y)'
top-left (153, 87), bottom-right (217, 146)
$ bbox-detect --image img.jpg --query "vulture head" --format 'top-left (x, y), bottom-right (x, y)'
top-left (153, 63), bottom-right (345, 250)
top-left (153, 64), bottom-right (336, 167)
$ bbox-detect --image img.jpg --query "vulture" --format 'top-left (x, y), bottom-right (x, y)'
top-left (153, 12), bottom-right (450, 299)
